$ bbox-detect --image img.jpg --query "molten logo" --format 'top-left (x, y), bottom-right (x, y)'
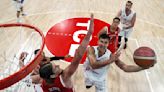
top-left (45, 18), bottom-right (110, 64)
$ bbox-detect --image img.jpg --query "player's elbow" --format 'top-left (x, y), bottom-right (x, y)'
top-left (131, 23), bottom-right (135, 27)
top-left (90, 63), bottom-right (98, 69)
top-left (91, 66), bottom-right (98, 69)
top-left (90, 65), bottom-right (97, 69)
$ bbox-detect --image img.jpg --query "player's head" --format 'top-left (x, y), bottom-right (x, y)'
top-left (39, 62), bottom-right (62, 79)
top-left (34, 49), bottom-right (45, 57)
top-left (111, 17), bottom-right (120, 28)
top-left (98, 34), bottom-right (110, 49)
top-left (126, 1), bottom-right (133, 10)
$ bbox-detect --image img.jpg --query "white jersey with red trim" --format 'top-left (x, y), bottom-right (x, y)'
top-left (83, 46), bottom-right (111, 81)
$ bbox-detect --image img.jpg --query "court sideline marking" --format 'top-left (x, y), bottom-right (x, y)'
top-left (133, 38), bottom-right (154, 92)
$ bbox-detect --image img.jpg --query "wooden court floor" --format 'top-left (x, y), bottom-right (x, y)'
top-left (0, 0), bottom-right (164, 92)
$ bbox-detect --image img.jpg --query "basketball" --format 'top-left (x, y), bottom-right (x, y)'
top-left (133, 47), bottom-right (156, 68)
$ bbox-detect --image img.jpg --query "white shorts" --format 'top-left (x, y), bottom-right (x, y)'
top-left (118, 24), bottom-right (133, 38)
top-left (85, 77), bottom-right (107, 92)
top-left (13, 1), bottom-right (23, 11)
top-left (118, 28), bottom-right (133, 38)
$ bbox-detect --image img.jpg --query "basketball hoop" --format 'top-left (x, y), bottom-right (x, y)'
top-left (0, 23), bottom-right (45, 90)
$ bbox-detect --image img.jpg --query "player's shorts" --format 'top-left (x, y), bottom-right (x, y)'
top-left (21, 0), bottom-right (25, 3)
top-left (13, 1), bottom-right (23, 11)
top-left (85, 77), bottom-right (108, 92)
top-left (119, 27), bottom-right (133, 38)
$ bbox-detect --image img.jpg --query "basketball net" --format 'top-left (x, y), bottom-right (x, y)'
top-left (0, 23), bottom-right (45, 91)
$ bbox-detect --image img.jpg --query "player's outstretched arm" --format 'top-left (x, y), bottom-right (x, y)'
top-left (63, 14), bottom-right (94, 79)
top-left (115, 59), bottom-right (144, 72)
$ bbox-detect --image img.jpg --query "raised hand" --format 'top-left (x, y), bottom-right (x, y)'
top-left (88, 13), bottom-right (94, 34)
top-left (108, 52), bottom-right (121, 64)
top-left (19, 52), bottom-right (28, 61)
top-left (19, 52), bottom-right (28, 67)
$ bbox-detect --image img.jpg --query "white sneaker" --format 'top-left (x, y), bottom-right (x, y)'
top-left (22, 12), bottom-right (27, 16)
top-left (17, 18), bottom-right (22, 23)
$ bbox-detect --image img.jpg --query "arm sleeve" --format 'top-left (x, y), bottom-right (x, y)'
top-left (49, 56), bottom-right (65, 61)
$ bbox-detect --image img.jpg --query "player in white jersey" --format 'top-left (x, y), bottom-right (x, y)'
top-left (13, 0), bottom-right (26, 22)
top-left (83, 34), bottom-right (151, 92)
top-left (117, 1), bottom-right (136, 49)
top-left (83, 34), bottom-right (120, 92)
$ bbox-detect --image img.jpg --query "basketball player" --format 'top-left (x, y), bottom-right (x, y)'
top-left (116, 1), bottom-right (136, 49)
top-left (98, 17), bottom-right (120, 53)
top-left (19, 50), bottom-right (70, 92)
top-left (13, 0), bottom-right (26, 22)
top-left (83, 33), bottom-right (150, 92)
top-left (31, 14), bottom-right (94, 92)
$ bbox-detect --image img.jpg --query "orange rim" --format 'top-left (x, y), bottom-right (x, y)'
top-left (0, 23), bottom-right (45, 90)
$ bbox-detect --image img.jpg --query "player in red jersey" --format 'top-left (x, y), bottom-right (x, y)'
top-left (98, 17), bottom-right (120, 53)
top-left (31, 14), bottom-right (94, 92)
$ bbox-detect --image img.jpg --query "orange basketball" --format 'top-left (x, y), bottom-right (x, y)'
top-left (133, 47), bottom-right (156, 68)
